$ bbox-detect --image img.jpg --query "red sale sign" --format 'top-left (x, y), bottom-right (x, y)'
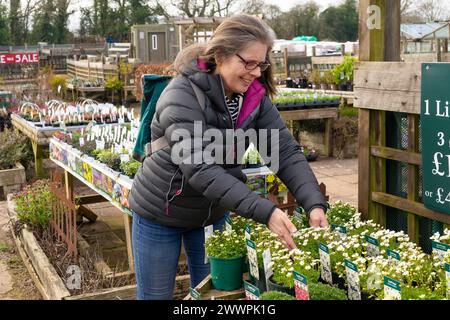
top-left (0, 52), bottom-right (39, 64)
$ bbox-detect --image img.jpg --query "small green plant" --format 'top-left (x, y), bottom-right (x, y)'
top-left (260, 291), bottom-right (295, 300)
top-left (15, 180), bottom-right (53, 230)
top-left (0, 242), bottom-right (10, 252)
top-left (205, 230), bottom-right (246, 259)
top-left (96, 149), bottom-right (121, 171)
top-left (49, 74), bottom-right (68, 95)
top-left (0, 128), bottom-right (34, 170)
top-left (120, 159), bottom-right (141, 178)
top-left (308, 282), bottom-right (348, 300)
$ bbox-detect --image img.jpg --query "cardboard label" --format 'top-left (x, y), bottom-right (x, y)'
top-left (263, 248), bottom-right (273, 287)
top-left (319, 243), bottom-right (332, 284)
top-left (204, 225), bottom-right (213, 264)
top-left (225, 215), bottom-right (232, 232)
top-left (345, 259), bottom-right (361, 300)
top-left (79, 137), bottom-right (85, 147)
top-left (120, 154), bottom-right (130, 163)
top-left (365, 235), bottom-right (380, 257)
top-left (432, 241), bottom-right (450, 263)
top-left (384, 276), bottom-right (401, 300)
top-left (245, 225), bottom-right (251, 240)
top-left (332, 224), bottom-right (347, 238)
top-left (246, 239), bottom-right (259, 280)
top-left (244, 280), bottom-right (260, 300)
top-left (96, 140), bottom-right (105, 150)
top-left (293, 271), bottom-right (309, 300)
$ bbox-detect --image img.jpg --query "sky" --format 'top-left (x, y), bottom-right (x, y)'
top-left (68, 0), bottom-right (342, 32)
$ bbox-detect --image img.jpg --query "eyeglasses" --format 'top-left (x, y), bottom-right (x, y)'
top-left (235, 53), bottom-right (271, 72)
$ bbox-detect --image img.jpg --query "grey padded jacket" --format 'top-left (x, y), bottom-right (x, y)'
top-left (129, 68), bottom-right (327, 228)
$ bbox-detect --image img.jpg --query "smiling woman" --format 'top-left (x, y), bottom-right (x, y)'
top-left (130, 13), bottom-right (329, 300)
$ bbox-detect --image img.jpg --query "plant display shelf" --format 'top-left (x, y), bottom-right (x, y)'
top-left (11, 113), bottom-right (127, 178)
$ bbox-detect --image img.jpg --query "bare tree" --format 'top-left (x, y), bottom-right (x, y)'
top-left (401, 0), bottom-right (414, 15)
top-left (152, 0), bottom-right (237, 18)
top-left (415, 0), bottom-right (446, 22)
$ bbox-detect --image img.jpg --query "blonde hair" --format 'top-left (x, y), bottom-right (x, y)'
top-left (173, 14), bottom-right (277, 97)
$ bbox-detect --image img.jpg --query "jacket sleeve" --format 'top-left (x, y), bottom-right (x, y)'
top-left (255, 96), bottom-right (328, 215)
top-left (157, 78), bottom-right (277, 224)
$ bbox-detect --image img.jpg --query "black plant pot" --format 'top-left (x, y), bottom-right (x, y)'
top-left (361, 291), bottom-right (375, 300)
top-left (266, 276), bottom-right (295, 297)
top-left (249, 267), bottom-right (267, 293)
top-left (286, 78), bottom-right (293, 88)
top-left (318, 272), bottom-right (346, 290)
top-left (338, 83), bottom-right (348, 91)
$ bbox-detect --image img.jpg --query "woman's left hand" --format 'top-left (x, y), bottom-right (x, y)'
top-left (309, 208), bottom-right (329, 228)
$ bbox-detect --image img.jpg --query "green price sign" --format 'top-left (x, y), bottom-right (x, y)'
top-left (421, 63), bottom-right (450, 215)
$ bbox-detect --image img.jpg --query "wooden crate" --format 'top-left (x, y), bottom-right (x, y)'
top-left (183, 274), bottom-right (247, 300)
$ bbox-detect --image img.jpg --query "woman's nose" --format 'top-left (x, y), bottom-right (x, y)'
top-left (249, 67), bottom-right (262, 78)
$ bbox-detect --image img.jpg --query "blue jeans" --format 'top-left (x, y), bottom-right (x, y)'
top-left (132, 212), bottom-right (227, 300)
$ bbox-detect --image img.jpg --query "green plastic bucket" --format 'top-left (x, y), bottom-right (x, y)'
top-left (209, 256), bottom-right (245, 291)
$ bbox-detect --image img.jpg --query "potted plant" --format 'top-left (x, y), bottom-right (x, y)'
top-left (308, 70), bottom-right (321, 90)
top-left (260, 291), bottom-right (295, 300)
top-left (308, 282), bottom-right (348, 300)
top-left (120, 159), bottom-right (141, 179)
top-left (205, 229), bottom-right (247, 291)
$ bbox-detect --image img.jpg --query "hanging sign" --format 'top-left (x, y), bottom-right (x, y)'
top-left (421, 63), bottom-right (450, 215)
top-left (0, 52), bottom-right (39, 64)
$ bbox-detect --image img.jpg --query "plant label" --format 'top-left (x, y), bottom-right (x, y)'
top-left (386, 248), bottom-right (401, 265)
top-left (189, 288), bottom-right (201, 300)
top-left (445, 263), bottom-right (450, 299)
top-left (245, 225), bottom-right (251, 240)
top-left (120, 154), bottom-right (130, 163)
top-left (225, 215), bottom-right (232, 232)
top-left (263, 248), bottom-right (273, 287)
top-left (293, 271), bottom-right (309, 300)
top-left (432, 241), bottom-right (450, 264)
top-left (294, 207), bottom-right (303, 222)
top-left (384, 276), bottom-right (401, 300)
top-left (246, 239), bottom-right (259, 280)
top-left (345, 259), bottom-right (361, 300)
top-left (96, 140), bottom-right (105, 150)
top-left (118, 118), bottom-right (125, 125)
top-left (331, 224), bottom-right (347, 239)
top-left (319, 243), bottom-right (332, 284)
top-left (244, 280), bottom-right (260, 300)
top-left (204, 225), bottom-right (213, 264)
top-left (365, 235), bottom-right (380, 257)
top-left (79, 137), bottom-right (85, 147)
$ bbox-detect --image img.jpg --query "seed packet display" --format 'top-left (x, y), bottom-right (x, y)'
top-left (244, 280), bottom-right (260, 300)
top-left (319, 243), bottom-right (332, 284)
top-left (365, 235), bottom-right (380, 257)
top-left (204, 225), bottom-right (213, 264)
top-left (345, 259), bottom-right (361, 300)
top-left (384, 276), bottom-right (401, 300)
top-left (246, 239), bottom-right (259, 280)
top-left (293, 271), bottom-right (309, 300)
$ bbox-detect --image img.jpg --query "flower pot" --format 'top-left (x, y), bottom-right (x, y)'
top-left (209, 255), bottom-right (245, 291)
top-left (286, 78), bottom-right (293, 88)
top-left (267, 276), bottom-right (295, 297)
top-left (361, 291), bottom-right (375, 300)
top-left (318, 272), bottom-right (346, 290)
top-left (338, 83), bottom-right (348, 91)
top-left (320, 83), bottom-right (329, 90)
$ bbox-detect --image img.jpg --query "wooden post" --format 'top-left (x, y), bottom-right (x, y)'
top-left (437, 38), bottom-right (442, 62)
top-left (324, 118), bottom-right (334, 158)
top-left (123, 214), bottom-right (134, 272)
top-left (358, 0), bottom-right (400, 223)
top-left (31, 141), bottom-right (44, 179)
top-left (407, 114), bottom-right (420, 243)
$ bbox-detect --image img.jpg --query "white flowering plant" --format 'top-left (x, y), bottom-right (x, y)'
top-left (270, 248), bottom-right (320, 288)
top-left (430, 228), bottom-right (450, 245)
top-left (205, 230), bottom-right (246, 259)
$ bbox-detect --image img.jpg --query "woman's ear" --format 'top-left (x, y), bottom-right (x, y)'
top-left (214, 51), bottom-right (223, 66)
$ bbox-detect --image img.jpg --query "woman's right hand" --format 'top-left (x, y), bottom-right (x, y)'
top-left (267, 208), bottom-right (298, 250)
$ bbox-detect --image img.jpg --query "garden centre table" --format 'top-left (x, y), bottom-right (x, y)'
top-left (278, 107), bottom-right (339, 158)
